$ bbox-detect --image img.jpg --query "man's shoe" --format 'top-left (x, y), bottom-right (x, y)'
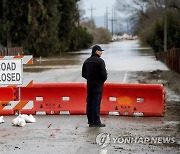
top-left (89, 124), bottom-right (94, 127)
top-left (94, 123), bottom-right (106, 127)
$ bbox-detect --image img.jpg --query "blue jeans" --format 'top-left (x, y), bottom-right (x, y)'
top-left (86, 87), bottom-right (103, 125)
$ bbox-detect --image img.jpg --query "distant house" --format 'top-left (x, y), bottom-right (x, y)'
top-left (122, 33), bottom-right (138, 40)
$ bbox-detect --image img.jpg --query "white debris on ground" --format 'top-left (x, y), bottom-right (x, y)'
top-left (19, 114), bottom-right (36, 123)
top-left (12, 116), bottom-right (26, 127)
top-left (0, 116), bottom-right (5, 124)
top-left (12, 114), bottom-right (36, 127)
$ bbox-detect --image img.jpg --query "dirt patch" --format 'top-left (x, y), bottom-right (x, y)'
top-left (134, 70), bottom-right (180, 94)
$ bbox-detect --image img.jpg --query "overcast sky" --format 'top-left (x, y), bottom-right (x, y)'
top-left (79, 0), bottom-right (128, 32)
top-left (80, 0), bottom-right (117, 17)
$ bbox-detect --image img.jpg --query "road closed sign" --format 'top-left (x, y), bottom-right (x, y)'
top-left (0, 59), bottom-right (22, 85)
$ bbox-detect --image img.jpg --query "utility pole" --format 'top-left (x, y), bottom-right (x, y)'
top-left (164, 0), bottom-right (167, 51)
top-left (88, 5), bottom-right (96, 33)
top-left (114, 11), bottom-right (118, 34)
top-left (105, 7), bottom-right (110, 30)
top-left (109, 8), bottom-right (117, 36)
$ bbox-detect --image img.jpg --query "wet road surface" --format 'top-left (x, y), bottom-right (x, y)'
top-left (23, 40), bottom-right (168, 83)
top-left (0, 115), bottom-right (179, 154)
top-left (1, 40), bottom-right (179, 154)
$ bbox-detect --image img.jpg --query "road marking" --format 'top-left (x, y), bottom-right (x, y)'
top-left (123, 71), bottom-right (128, 83)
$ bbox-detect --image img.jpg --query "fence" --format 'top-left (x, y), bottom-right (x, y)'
top-left (155, 48), bottom-right (180, 73)
top-left (0, 47), bottom-right (23, 56)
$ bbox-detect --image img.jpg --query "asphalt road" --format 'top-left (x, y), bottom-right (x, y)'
top-left (0, 115), bottom-right (179, 154)
top-left (0, 40), bottom-right (179, 154)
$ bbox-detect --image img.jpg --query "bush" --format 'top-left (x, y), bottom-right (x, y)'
top-left (140, 11), bottom-right (180, 52)
top-left (81, 20), bottom-right (111, 44)
top-left (93, 28), bottom-right (111, 44)
top-left (146, 19), bottom-right (164, 52)
top-left (69, 26), bottom-right (93, 51)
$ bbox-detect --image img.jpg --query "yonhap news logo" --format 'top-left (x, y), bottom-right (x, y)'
top-left (96, 133), bottom-right (176, 148)
top-left (96, 133), bottom-right (111, 148)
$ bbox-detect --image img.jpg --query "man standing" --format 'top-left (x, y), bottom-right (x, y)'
top-left (82, 45), bottom-right (107, 127)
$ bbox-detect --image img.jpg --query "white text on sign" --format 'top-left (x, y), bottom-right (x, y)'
top-left (0, 59), bottom-right (22, 85)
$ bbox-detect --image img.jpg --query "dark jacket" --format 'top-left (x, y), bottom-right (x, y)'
top-left (82, 54), bottom-right (107, 88)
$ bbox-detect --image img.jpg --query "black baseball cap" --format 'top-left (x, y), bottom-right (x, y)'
top-left (92, 45), bottom-right (104, 54)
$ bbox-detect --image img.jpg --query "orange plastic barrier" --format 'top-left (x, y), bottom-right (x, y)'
top-left (101, 83), bottom-right (166, 116)
top-left (0, 83), bottom-right (166, 116)
top-left (0, 101), bottom-right (14, 115)
top-left (20, 83), bottom-right (87, 115)
top-left (0, 87), bottom-right (16, 101)
top-left (0, 101), bottom-right (33, 115)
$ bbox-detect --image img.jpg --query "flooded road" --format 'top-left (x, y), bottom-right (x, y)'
top-left (24, 40), bottom-right (168, 83)
top-left (1, 40), bottom-right (179, 154)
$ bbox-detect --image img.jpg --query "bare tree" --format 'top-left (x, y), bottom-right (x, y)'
top-left (77, 0), bottom-right (86, 23)
top-left (116, 0), bottom-right (180, 19)
top-left (116, 0), bottom-right (180, 52)
top-left (116, 0), bottom-right (150, 18)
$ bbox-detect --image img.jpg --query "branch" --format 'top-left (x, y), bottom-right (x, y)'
top-left (116, 0), bottom-right (150, 18)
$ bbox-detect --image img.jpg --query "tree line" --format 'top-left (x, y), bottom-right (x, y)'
top-left (116, 0), bottom-right (180, 52)
top-left (0, 0), bottom-right (93, 57)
